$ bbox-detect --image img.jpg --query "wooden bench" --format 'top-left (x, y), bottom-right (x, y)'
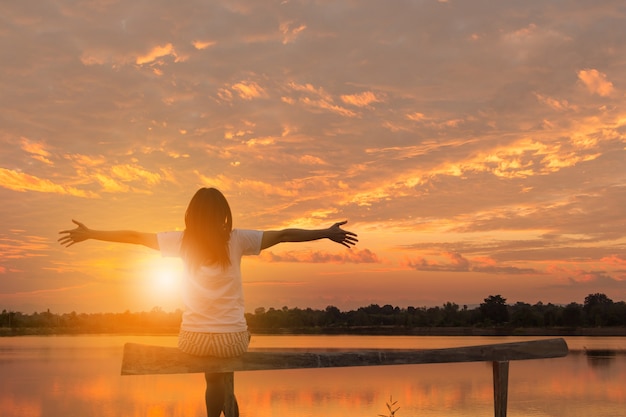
top-left (122, 337), bottom-right (569, 417)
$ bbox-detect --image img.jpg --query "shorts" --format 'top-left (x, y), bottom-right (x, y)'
top-left (178, 329), bottom-right (251, 357)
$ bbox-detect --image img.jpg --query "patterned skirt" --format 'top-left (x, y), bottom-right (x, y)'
top-left (178, 329), bottom-right (251, 357)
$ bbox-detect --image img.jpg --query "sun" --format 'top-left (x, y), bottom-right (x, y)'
top-left (147, 257), bottom-right (183, 297)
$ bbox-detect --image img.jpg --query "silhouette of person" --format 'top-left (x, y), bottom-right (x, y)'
top-left (59, 187), bottom-right (357, 417)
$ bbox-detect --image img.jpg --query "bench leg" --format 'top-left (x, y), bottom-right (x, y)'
top-left (492, 361), bottom-right (509, 417)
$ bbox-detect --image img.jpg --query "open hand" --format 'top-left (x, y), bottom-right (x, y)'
top-left (328, 221), bottom-right (358, 248)
top-left (58, 220), bottom-right (90, 247)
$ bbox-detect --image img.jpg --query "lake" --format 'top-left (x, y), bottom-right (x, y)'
top-left (1, 335), bottom-right (625, 417)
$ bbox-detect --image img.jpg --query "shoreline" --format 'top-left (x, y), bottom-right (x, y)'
top-left (2, 325), bottom-right (626, 337)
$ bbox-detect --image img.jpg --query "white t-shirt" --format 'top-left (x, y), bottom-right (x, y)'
top-left (157, 229), bottom-right (263, 333)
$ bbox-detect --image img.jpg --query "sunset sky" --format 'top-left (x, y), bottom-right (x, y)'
top-left (1, 0), bottom-right (625, 315)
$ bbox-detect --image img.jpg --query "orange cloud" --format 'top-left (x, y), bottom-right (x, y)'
top-left (349, 129), bottom-right (607, 208)
top-left (110, 164), bottom-right (162, 185)
top-left (217, 88), bottom-right (234, 102)
top-left (95, 173), bottom-right (129, 193)
top-left (534, 93), bottom-right (578, 111)
top-left (0, 231), bottom-right (50, 264)
top-left (192, 40), bottom-right (216, 50)
top-left (136, 43), bottom-right (177, 65)
top-left (244, 280), bottom-right (307, 287)
top-left (298, 155), bottom-right (326, 165)
top-left (601, 255), bottom-right (626, 267)
top-left (195, 172), bottom-right (299, 197)
top-left (406, 112), bottom-right (426, 121)
top-left (279, 21), bottom-right (307, 44)
top-left (66, 153), bottom-right (107, 167)
top-left (195, 172), bottom-right (234, 192)
top-left (578, 69), bottom-right (614, 97)
top-left (340, 91), bottom-right (383, 107)
top-left (231, 81), bottom-right (266, 100)
top-left (300, 97), bottom-right (357, 117)
top-left (262, 248), bottom-right (381, 264)
top-left (287, 82), bottom-right (357, 117)
top-left (245, 137), bottom-right (276, 146)
top-left (404, 252), bottom-right (470, 272)
top-left (403, 252), bottom-right (537, 274)
top-left (20, 137), bottom-right (53, 165)
top-left (0, 168), bottom-right (96, 197)
top-left (238, 178), bottom-right (299, 197)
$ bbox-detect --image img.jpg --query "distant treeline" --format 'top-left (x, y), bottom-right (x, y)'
top-left (246, 293), bottom-right (626, 334)
top-left (1, 293), bottom-right (625, 336)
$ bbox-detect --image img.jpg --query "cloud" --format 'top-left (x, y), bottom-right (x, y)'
top-left (194, 172), bottom-right (301, 198)
top-left (577, 69), bottom-right (614, 97)
top-left (0, 231), bottom-right (50, 267)
top-left (20, 138), bottom-right (53, 165)
top-left (534, 93), bottom-right (578, 112)
top-left (565, 270), bottom-right (626, 287)
top-left (192, 40), bottom-right (216, 50)
top-left (262, 248), bottom-right (381, 264)
top-left (136, 43), bottom-right (177, 65)
top-left (66, 153), bottom-right (107, 168)
top-left (341, 91), bottom-right (383, 107)
top-left (2, 0), bottom-right (626, 312)
top-left (286, 82), bottom-right (358, 117)
top-left (300, 97), bottom-right (357, 117)
top-left (403, 251), bottom-right (539, 275)
top-left (601, 255), bottom-right (626, 267)
top-left (0, 168), bottom-right (97, 197)
top-left (472, 265), bottom-right (538, 275)
top-left (298, 155), bottom-right (326, 165)
top-left (406, 112), bottom-right (426, 121)
top-left (245, 136), bottom-right (276, 146)
top-left (94, 173), bottom-right (129, 193)
top-left (279, 21), bottom-right (307, 44)
top-left (403, 252), bottom-right (470, 272)
top-left (110, 164), bottom-right (163, 185)
top-left (244, 280), bottom-right (307, 287)
top-left (231, 81), bottom-right (267, 100)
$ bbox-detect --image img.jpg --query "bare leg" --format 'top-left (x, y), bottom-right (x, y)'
top-left (205, 372), bottom-right (239, 417)
top-left (222, 372), bottom-right (239, 417)
top-left (205, 372), bottom-right (225, 417)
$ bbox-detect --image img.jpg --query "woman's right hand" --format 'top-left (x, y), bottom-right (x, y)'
top-left (58, 219), bottom-right (90, 247)
top-left (327, 221), bottom-right (358, 248)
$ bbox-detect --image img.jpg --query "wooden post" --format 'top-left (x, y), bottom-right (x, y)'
top-left (492, 361), bottom-right (509, 417)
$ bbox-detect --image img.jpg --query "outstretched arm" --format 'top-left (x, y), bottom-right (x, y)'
top-left (260, 221), bottom-right (357, 250)
top-left (58, 219), bottom-right (159, 250)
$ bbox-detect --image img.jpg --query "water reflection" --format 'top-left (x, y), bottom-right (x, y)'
top-left (0, 336), bottom-right (625, 417)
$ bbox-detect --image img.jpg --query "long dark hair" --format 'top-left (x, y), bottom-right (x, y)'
top-left (181, 187), bottom-right (233, 270)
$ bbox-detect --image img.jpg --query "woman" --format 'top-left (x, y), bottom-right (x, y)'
top-left (58, 187), bottom-right (358, 417)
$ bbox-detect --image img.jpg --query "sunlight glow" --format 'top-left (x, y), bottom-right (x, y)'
top-left (145, 258), bottom-right (183, 303)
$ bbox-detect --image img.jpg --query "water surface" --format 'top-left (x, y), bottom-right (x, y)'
top-left (1, 335), bottom-right (624, 417)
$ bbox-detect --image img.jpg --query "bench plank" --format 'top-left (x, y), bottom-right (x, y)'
top-left (121, 337), bottom-right (568, 375)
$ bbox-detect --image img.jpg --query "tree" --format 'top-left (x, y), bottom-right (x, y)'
top-left (583, 293), bottom-right (613, 326)
top-left (323, 305), bottom-right (342, 325)
top-left (510, 302), bottom-right (542, 327)
top-left (479, 295), bottom-right (509, 325)
top-left (441, 302), bottom-right (460, 326)
top-left (561, 303), bottom-right (582, 327)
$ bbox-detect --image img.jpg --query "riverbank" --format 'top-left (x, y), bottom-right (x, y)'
top-left (253, 325), bottom-right (626, 336)
top-left (2, 325), bottom-right (626, 337)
